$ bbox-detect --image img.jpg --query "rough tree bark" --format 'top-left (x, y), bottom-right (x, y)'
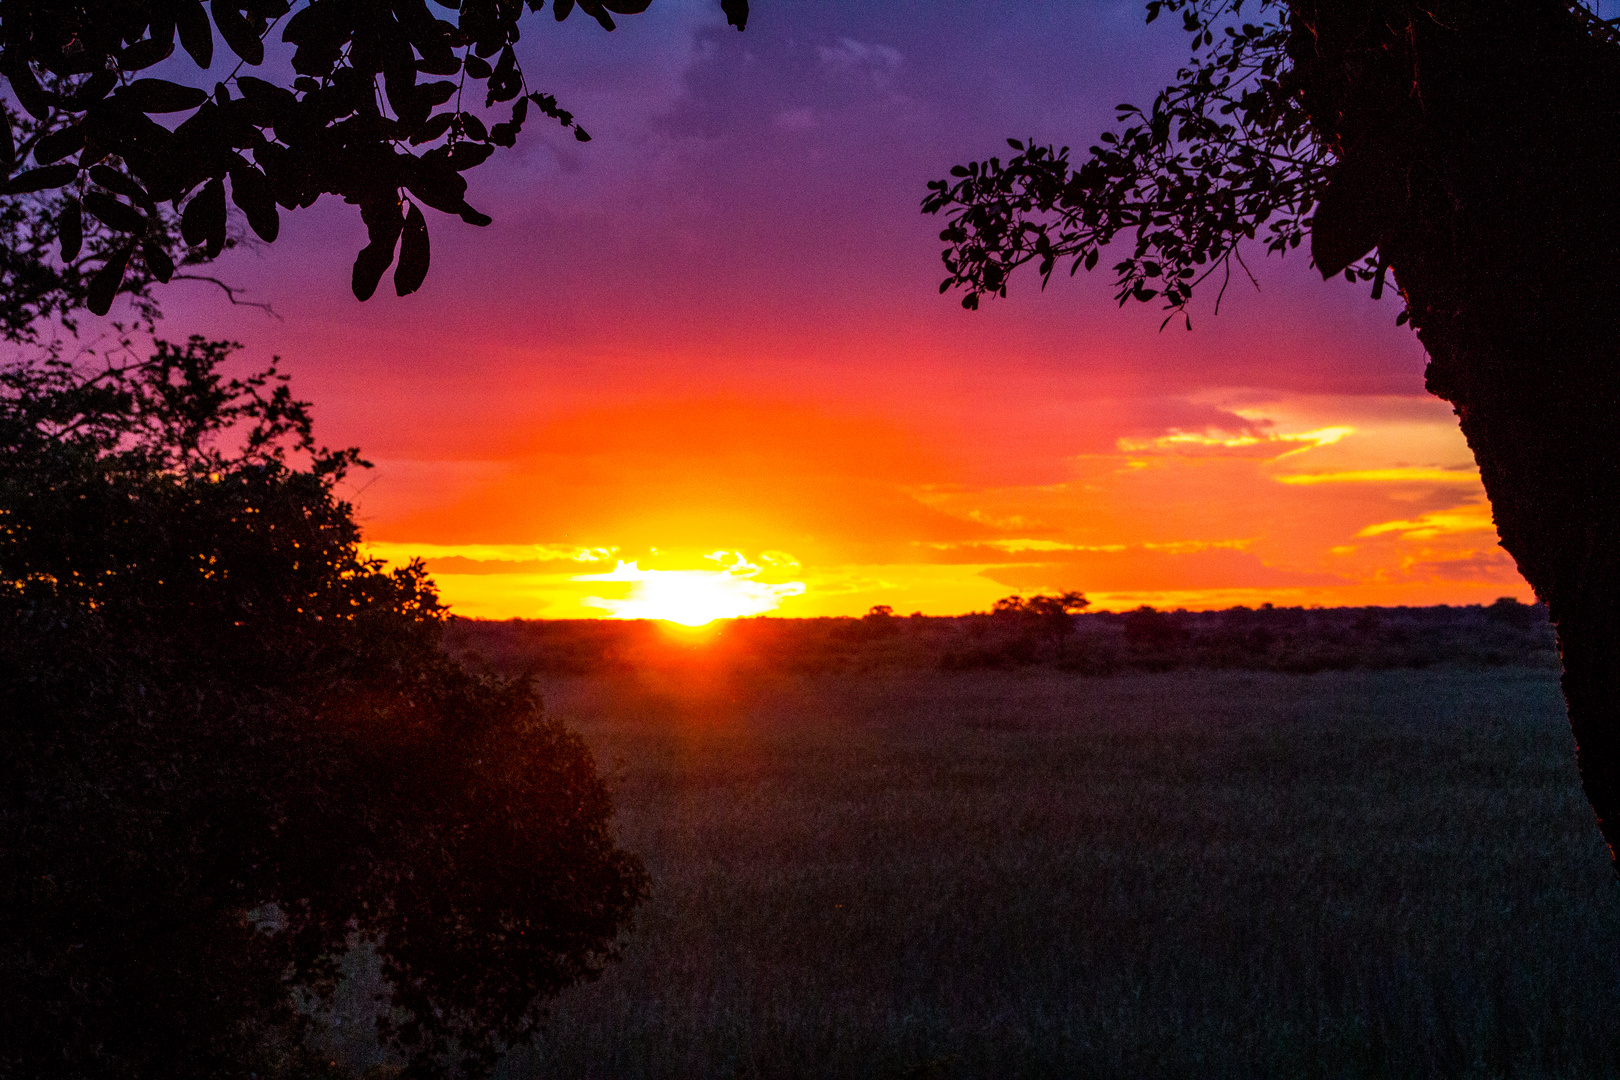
top-left (1286, 1), bottom-right (1620, 857)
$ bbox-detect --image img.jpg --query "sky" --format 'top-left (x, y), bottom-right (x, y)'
top-left (132, 0), bottom-right (1530, 621)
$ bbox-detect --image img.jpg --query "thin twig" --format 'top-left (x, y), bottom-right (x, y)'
top-left (1233, 246), bottom-right (1261, 292)
top-left (172, 274), bottom-right (280, 318)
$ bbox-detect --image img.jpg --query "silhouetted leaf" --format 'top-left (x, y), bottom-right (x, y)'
top-left (68, 69), bottom-right (117, 108)
top-left (89, 165), bottom-right (152, 207)
top-left (578, 0), bottom-right (616, 30)
top-left (119, 35), bottom-right (176, 71)
top-left (352, 237), bottom-right (397, 301)
top-left (85, 191), bottom-right (148, 234)
top-left (229, 165), bottom-right (280, 241)
top-left (33, 125), bottom-right (84, 165)
top-left (5, 57), bottom-right (57, 120)
top-left (1310, 162), bottom-right (1383, 279)
top-left (86, 245), bottom-right (134, 315)
top-left (446, 141), bottom-right (494, 170)
top-left (409, 112), bottom-right (455, 146)
top-left (120, 79), bottom-right (209, 113)
top-left (176, 0), bottom-right (215, 66)
top-left (394, 202), bottom-right (430, 295)
top-left (141, 240), bottom-right (176, 283)
top-left (720, 0), bottom-right (748, 30)
top-left (5, 163), bottom-right (78, 194)
top-left (211, 0), bottom-right (265, 65)
top-left (181, 178), bottom-right (227, 256)
top-left (58, 199), bottom-right (82, 261)
top-left (403, 157), bottom-right (467, 214)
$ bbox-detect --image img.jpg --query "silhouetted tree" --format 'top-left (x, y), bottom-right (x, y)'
top-left (992, 591), bottom-right (1089, 657)
top-left (0, 0), bottom-right (747, 315)
top-left (0, 338), bottom-right (648, 1079)
top-left (925, 0), bottom-right (1620, 863)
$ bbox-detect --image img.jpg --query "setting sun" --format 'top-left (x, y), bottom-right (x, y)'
top-left (576, 553), bottom-right (806, 626)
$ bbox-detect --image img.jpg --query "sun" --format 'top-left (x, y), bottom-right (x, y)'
top-left (576, 554), bottom-right (806, 626)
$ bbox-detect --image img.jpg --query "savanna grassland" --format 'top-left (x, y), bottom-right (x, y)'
top-left (337, 612), bottom-right (1620, 1079)
top-left (502, 660), bottom-right (1620, 1079)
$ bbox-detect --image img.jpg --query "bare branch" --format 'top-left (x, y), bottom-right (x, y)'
top-left (171, 275), bottom-right (281, 320)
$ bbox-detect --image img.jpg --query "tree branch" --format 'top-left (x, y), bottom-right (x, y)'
top-left (171, 275), bottom-right (280, 319)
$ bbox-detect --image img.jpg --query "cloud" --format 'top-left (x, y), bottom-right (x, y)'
top-left (817, 37), bottom-right (904, 83)
top-left (1356, 500), bottom-right (1497, 540)
top-left (364, 541), bottom-right (617, 565)
top-left (1117, 425), bottom-right (1353, 459)
top-left (1277, 467), bottom-right (1480, 485)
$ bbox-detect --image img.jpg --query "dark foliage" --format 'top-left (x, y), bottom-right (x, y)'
top-left (0, 0), bottom-right (747, 313)
top-left (0, 103), bottom-right (220, 343)
top-left (0, 339), bottom-right (648, 1079)
top-left (991, 591), bottom-right (1089, 657)
top-left (921, 0), bottom-right (1613, 324)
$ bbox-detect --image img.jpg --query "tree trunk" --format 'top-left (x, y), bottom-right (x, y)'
top-left (1285, 1), bottom-right (1620, 859)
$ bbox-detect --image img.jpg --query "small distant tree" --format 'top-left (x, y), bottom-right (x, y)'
top-left (0, 338), bottom-right (647, 1079)
top-left (856, 603), bottom-right (899, 640)
top-left (992, 591), bottom-right (1090, 657)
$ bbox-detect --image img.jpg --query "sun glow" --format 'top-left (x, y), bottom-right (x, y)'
top-left (576, 552), bottom-right (806, 626)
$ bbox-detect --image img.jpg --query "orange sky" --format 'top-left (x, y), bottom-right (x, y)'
top-left (139, 2), bottom-right (1530, 621)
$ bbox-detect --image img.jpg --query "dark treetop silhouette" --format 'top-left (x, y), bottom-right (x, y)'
top-left (0, 0), bottom-right (746, 320)
top-left (925, 0), bottom-right (1620, 863)
top-left (0, 337), bottom-right (650, 1079)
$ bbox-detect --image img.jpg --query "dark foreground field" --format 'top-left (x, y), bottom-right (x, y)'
top-left (318, 663), bottom-right (1620, 1078)
top-left (453, 666), bottom-right (1619, 1080)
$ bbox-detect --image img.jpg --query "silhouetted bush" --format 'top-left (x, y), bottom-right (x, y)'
top-left (0, 343), bottom-right (647, 1080)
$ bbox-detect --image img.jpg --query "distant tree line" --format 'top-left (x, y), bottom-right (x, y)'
top-left (443, 596), bottom-right (1557, 679)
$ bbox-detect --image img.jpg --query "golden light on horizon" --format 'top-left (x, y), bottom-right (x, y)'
top-left (576, 553), bottom-right (807, 626)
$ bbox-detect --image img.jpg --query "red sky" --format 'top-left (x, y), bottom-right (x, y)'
top-left (125, 0), bottom-right (1528, 620)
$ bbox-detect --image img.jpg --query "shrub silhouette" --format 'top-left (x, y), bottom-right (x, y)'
top-left (0, 340), bottom-right (647, 1080)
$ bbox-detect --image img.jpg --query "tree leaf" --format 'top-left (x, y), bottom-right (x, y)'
top-left (181, 177), bottom-right (228, 255)
top-left (33, 125), bottom-right (85, 165)
top-left (118, 35), bottom-right (176, 71)
top-left (394, 202), bottom-right (430, 296)
top-left (86, 245), bottom-right (135, 316)
top-left (119, 79), bottom-right (209, 114)
top-left (176, 0), bottom-right (215, 66)
top-left (229, 166), bottom-right (280, 241)
top-left (5, 163), bottom-right (78, 194)
top-left (211, 0), bottom-right (265, 65)
top-left (1309, 162), bottom-right (1384, 279)
top-left (89, 165), bottom-right (152, 207)
top-left (58, 199), bottom-right (82, 262)
top-left (5, 56), bottom-right (58, 121)
top-left (352, 238), bottom-right (397, 301)
top-left (84, 191), bottom-right (149, 234)
top-left (141, 240), bottom-right (176, 283)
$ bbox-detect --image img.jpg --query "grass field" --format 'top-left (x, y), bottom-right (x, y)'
top-left (471, 666), bottom-right (1620, 1080)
